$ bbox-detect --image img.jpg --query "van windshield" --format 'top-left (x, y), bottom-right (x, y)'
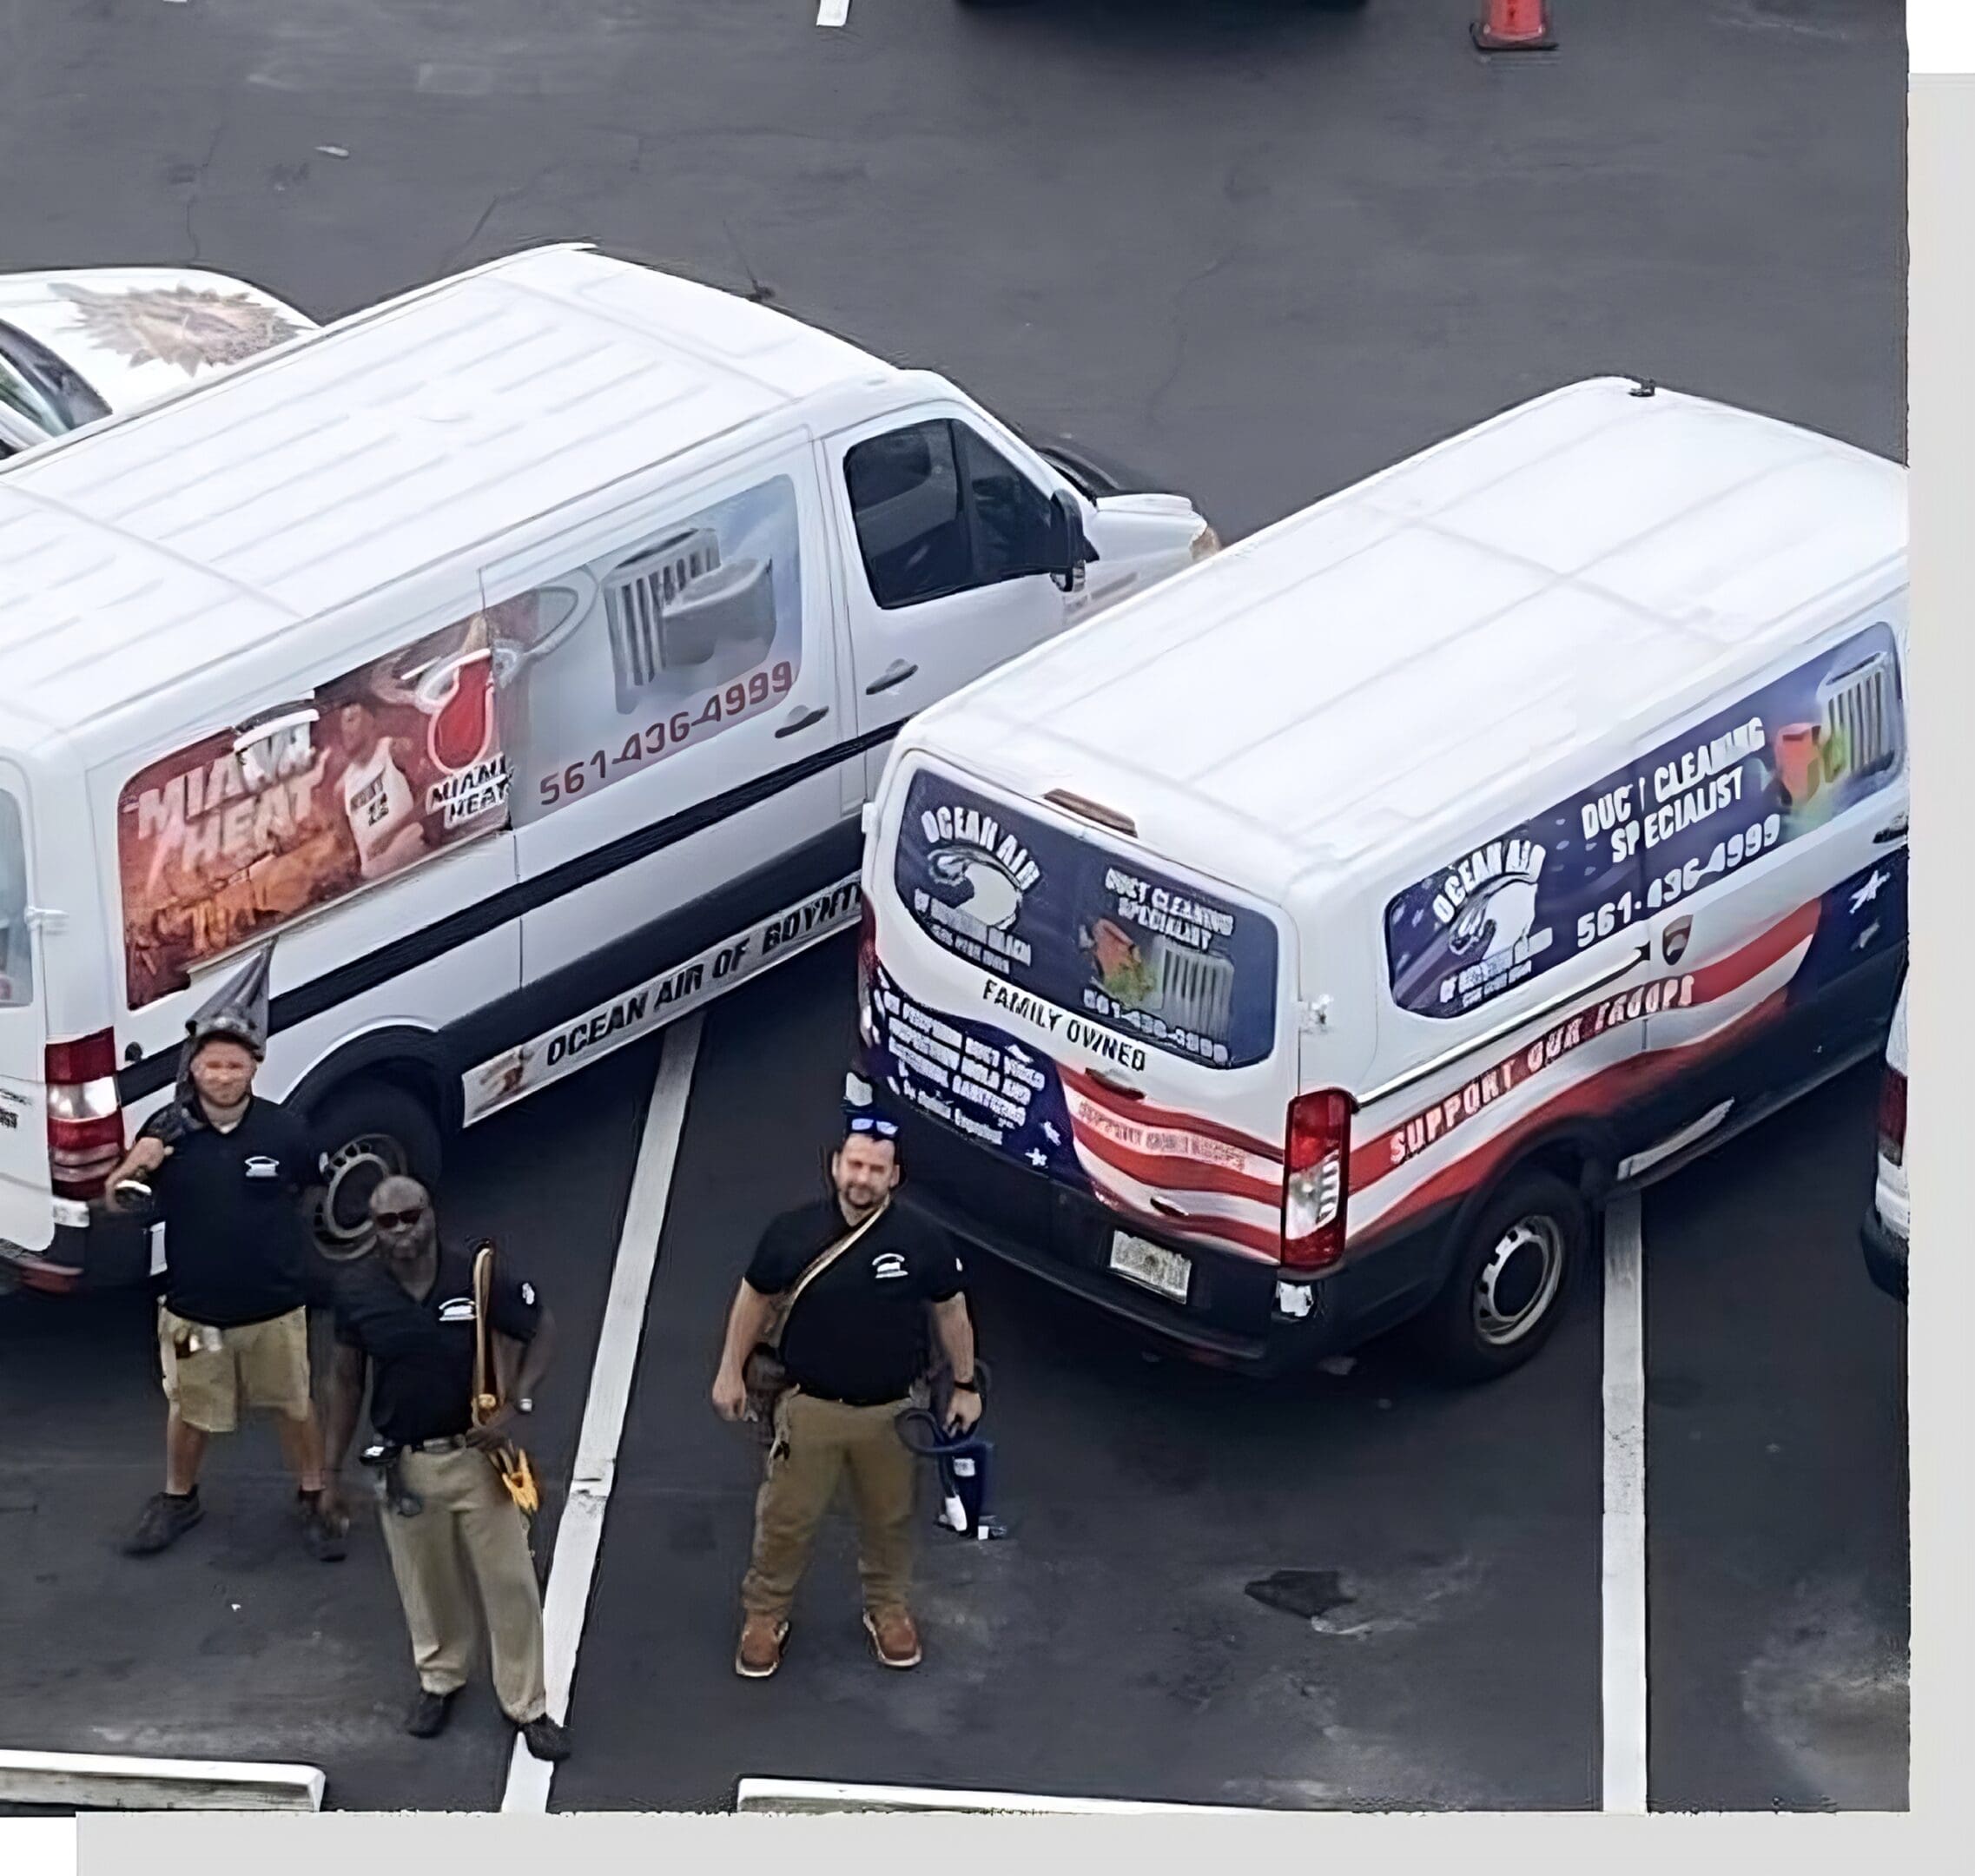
top-left (893, 769), bottom-right (1278, 1071)
top-left (1, 788), bottom-right (32, 1006)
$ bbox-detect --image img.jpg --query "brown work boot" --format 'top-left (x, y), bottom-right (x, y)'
top-left (735, 1615), bottom-right (789, 1680)
top-left (863, 1607), bottom-right (922, 1670)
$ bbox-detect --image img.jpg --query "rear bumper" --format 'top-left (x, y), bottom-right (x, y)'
top-left (888, 1104), bottom-right (1439, 1375)
top-left (1860, 1206), bottom-right (1907, 1303)
top-left (0, 1213), bottom-right (154, 1296)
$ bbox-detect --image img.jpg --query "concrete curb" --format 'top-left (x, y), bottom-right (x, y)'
top-left (0, 1749), bottom-right (325, 1812)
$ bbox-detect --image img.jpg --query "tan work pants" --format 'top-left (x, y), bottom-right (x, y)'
top-left (741, 1390), bottom-right (916, 1622)
top-left (377, 1444), bottom-right (547, 1723)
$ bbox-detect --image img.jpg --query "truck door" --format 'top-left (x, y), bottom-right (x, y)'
top-left (0, 763), bottom-right (54, 1254)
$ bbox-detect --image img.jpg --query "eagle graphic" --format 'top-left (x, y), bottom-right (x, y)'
top-left (55, 282), bottom-right (305, 377)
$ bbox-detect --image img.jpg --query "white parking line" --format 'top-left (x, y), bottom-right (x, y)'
top-left (499, 1013), bottom-right (704, 1813)
top-left (1601, 1192), bottom-right (1648, 1813)
top-left (817, 0), bottom-right (850, 26)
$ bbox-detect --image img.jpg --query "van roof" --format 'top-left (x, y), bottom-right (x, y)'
top-left (900, 377), bottom-right (1906, 906)
top-left (0, 243), bottom-right (895, 743)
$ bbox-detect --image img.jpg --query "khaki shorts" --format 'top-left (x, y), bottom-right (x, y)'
top-left (159, 1305), bottom-right (313, 1434)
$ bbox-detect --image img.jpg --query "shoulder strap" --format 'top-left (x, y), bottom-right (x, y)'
top-left (472, 1242), bottom-right (496, 1412)
top-left (769, 1203), bottom-right (891, 1345)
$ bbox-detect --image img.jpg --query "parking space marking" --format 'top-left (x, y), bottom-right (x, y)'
top-left (816, 1), bottom-right (849, 26)
top-left (1602, 1192), bottom-right (1648, 1813)
top-left (499, 1014), bottom-right (704, 1813)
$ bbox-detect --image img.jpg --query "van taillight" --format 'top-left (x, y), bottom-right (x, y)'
top-left (45, 1030), bottom-right (125, 1199)
top-left (1878, 1066), bottom-right (1906, 1168)
top-left (1283, 1089), bottom-right (1354, 1271)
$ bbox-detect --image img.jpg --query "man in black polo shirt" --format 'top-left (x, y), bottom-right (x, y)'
top-left (324, 1176), bottom-right (570, 1762)
top-left (711, 1115), bottom-right (980, 1680)
top-left (105, 1013), bottom-right (344, 1562)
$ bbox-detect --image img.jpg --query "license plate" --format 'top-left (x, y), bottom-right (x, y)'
top-left (1108, 1231), bottom-right (1192, 1304)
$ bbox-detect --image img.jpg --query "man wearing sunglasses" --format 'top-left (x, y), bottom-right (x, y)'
top-left (322, 1176), bottom-right (569, 1761)
top-left (712, 1114), bottom-right (980, 1680)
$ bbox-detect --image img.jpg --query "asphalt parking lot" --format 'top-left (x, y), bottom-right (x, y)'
top-left (0, 0), bottom-right (1906, 1815)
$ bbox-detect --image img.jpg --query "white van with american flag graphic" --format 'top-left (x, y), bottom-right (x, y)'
top-left (850, 377), bottom-right (1907, 1380)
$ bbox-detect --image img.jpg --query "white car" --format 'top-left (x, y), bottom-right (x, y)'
top-left (1862, 976), bottom-right (1908, 1302)
top-left (0, 267), bottom-right (316, 458)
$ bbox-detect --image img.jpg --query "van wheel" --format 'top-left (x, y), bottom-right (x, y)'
top-left (1412, 1170), bottom-right (1583, 1383)
top-left (309, 1080), bottom-right (443, 1260)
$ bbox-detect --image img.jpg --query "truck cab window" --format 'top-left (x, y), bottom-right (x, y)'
top-left (845, 419), bottom-right (1058, 610)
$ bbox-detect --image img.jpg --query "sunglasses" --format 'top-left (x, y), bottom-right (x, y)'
top-left (847, 1116), bottom-right (898, 1138)
top-left (371, 1208), bottom-right (427, 1231)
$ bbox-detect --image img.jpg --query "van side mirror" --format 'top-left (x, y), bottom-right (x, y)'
top-left (1046, 491), bottom-right (1097, 593)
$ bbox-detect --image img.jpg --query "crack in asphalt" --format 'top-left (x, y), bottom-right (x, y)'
top-left (182, 117), bottom-right (230, 268)
top-left (1146, 241), bottom-right (1243, 435)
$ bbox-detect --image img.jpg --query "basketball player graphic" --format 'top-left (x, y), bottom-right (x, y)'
top-left (335, 697), bottom-right (429, 881)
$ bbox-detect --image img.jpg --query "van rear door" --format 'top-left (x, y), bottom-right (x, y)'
top-left (863, 756), bottom-right (1299, 1333)
top-left (0, 763), bottom-right (54, 1253)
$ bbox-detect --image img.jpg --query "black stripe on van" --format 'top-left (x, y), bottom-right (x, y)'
top-left (116, 717), bottom-right (902, 1102)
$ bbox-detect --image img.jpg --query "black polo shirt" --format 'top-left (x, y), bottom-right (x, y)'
top-left (139, 1096), bottom-right (320, 1329)
top-left (333, 1243), bottom-right (543, 1446)
top-left (745, 1200), bottom-right (964, 1407)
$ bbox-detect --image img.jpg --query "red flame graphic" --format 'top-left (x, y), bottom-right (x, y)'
top-left (425, 650), bottom-right (496, 773)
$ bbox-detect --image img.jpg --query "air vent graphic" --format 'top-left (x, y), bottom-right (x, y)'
top-left (600, 526), bottom-right (776, 713)
top-left (1152, 940), bottom-right (1237, 1044)
top-left (1817, 646), bottom-right (1902, 784)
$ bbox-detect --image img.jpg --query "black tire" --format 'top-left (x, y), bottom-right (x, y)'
top-left (1409, 1169), bottom-right (1585, 1384)
top-left (307, 1079), bottom-right (444, 1261)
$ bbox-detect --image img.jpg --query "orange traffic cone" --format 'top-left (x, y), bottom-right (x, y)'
top-left (1472, 0), bottom-right (1556, 53)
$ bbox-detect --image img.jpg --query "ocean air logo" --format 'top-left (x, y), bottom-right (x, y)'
top-left (242, 1155), bottom-right (281, 1179)
top-left (1433, 835), bottom-right (1551, 1003)
top-left (916, 800), bottom-right (1041, 970)
top-left (438, 1297), bottom-right (477, 1324)
top-left (871, 1252), bottom-right (909, 1283)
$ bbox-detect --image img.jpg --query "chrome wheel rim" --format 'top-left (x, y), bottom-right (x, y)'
top-left (1472, 1215), bottom-right (1565, 1347)
top-left (317, 1132), bottom-right (406, 1258)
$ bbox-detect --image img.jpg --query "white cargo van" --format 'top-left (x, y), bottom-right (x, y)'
top-left (0, 242), bottom-right (1213, 1293)
top-left (853, 377), bottom-right (1909, 1379)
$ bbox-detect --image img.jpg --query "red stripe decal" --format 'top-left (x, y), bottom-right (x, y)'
top-left (1059, 1065), bottom-right (1283, 1163)
top-left (1355, 902), bottom-right (1820, 1192)
top-left (1070, 1124), bottom-right (1282, 1207)
top-left (1356, 988), bottom-right (1788, 1240)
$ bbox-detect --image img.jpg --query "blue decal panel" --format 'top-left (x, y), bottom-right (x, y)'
top-left (893, 769), bottom-right (1280, 1070)
top-left (1384, 622), bottom-right (1906, 1021)
top-left (862, 960), bottom-right (1093, 1188)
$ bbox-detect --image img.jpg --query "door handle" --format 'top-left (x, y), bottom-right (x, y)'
top-left (1873, 815), bottom-right (1908, 845)
top-left (1086, 1067), bottom-right (1145, 1102)
top-left (775, 704), bottom-right (829, 739)
top-left (864, 659), bottom-right (919, 697)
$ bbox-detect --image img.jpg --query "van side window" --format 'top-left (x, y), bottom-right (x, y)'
top-left (0, 790), bottom-right (32, 1006)
top-left (845, 419), bottom-right (1056, 609)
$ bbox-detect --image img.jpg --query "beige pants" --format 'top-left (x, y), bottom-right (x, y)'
top-left (159, 1305), bottom-right (312, 1434)
top-left (740, 1390), bottom-right (917, 1623)
top-left (378, 1445), bottom-right (547, 1723)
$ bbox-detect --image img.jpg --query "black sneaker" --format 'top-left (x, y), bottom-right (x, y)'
top-left (405, 1689), bottom-right (457, 1738)
top-left (300, 1494), bottom-right (347, 1562)
top-left (519, 1714), bottom-right (571, 1763)
top-left (124, 1491), bottom-right (202, 1556)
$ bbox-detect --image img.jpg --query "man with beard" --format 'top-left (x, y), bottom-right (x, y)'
top-left (105, 1004), bottom-right (345, 1563)
top-left (711, 1115), bottom-right (980, 1680)
top-left (323, 1177), bottom-right (569, 1760)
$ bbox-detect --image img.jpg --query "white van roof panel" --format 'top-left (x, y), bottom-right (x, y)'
top-left (0, 244), bottom-right (893, 737)
top-left (907, 378), bottom-right (1906, 899)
